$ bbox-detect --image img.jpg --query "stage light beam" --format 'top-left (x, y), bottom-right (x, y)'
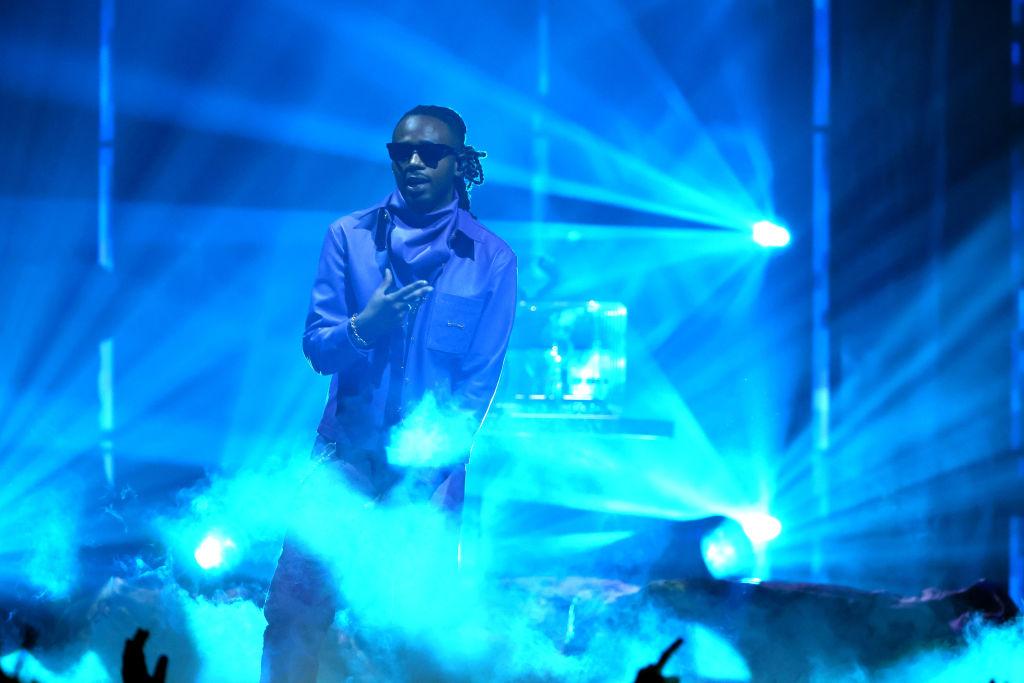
top-left (752, 220), bottom-right (790, 248)
top-left (194, 533), bottom-right (235, 571)
top-left (736, 512), bottom-right (783, 545)
top-left (700, 518), bottom-right (757, 579)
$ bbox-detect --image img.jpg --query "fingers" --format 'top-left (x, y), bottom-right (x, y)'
top-left (123, 630), bottom-right (148, 675)
top-left (396, 284), bottom-right (433, 302)
top-left (372, 271), bottom-right (433, 320)
top-left (388, 279), bottom-right (431, 300)
top-left (375, 268), bottom-right (394, 293)
top-left (656, 637), bottom-right (684, 669)
top-left (154, 654), bottom-right (169, 682)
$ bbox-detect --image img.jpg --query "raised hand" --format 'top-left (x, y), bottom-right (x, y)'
top-left (0, 665), bottom-right (27, 683)
top-left (634, 637), bottom-right (683, 683)
top-left (352, 269), bottom-right (432, 344)
top-left (122, 629), bottom-right (168, 683)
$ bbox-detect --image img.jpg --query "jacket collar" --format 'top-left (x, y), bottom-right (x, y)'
top-left (364, 193), bottom-right (485, 252)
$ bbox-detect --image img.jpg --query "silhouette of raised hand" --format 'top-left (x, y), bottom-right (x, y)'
top-left (634, 637), bottom-right (683, 683)
top-left (0, 625), bottom-right (42, 683)
top-left (122, 629), bottom-right (168, 683)
top-left (0, 666), bottom-right (26, 682)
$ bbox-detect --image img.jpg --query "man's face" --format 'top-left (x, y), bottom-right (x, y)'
top-left (391, 114), bottom-right (461, 214)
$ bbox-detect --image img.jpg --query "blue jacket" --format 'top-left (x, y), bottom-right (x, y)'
top-left (303, 194), bottom-right (517, 454)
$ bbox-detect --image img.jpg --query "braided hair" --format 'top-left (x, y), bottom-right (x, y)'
top-left (400, 105), bottom-right (486, 213)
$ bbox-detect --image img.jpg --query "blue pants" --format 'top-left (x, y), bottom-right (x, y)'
top-left (259, 436), bottom-right (465, 683)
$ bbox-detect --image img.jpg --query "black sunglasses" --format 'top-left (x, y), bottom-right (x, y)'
top-left (386, 141), bottom-right (458, 168)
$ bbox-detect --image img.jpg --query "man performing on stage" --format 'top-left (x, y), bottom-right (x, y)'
top-left (260, 105), bottom-right (518, 682)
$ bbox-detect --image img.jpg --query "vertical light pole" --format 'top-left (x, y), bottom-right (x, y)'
top-left (810, 0), bottom-right (831, 582)
top-left (1009, 0), bottom-right (1024, 610)
top-left (531, 0), bottom-right (550, 227)
top-left (98, 0), bottom-right (115, 487)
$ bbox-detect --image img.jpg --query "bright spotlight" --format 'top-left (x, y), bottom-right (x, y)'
top-left (736, 512), bottom-right (782, 545)
top-left (699, 519), bottom-right (756, 579)
top-left (752, 220), bottom-right (790, 248)
top-left (702, 535), bottom-right (738, 574)
top-left (194, 533), bottom-right (236, 570)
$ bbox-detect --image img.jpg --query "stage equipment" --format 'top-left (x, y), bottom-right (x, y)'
top-left (501, 300), bottom-right (627, 414)
top-left (700, 517), bottom-right (757, 579)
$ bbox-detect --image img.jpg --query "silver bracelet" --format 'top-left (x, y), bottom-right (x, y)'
top-left (349, 314), bottom-right (372, 348)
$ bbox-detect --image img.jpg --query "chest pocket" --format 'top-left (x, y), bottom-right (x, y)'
top-left (426, 292), bottom-right (486, 355)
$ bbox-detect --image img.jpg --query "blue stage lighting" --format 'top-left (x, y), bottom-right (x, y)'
top-left (702, 533), bottom-right (739, 575)
top-left (700, 518), bottom-right (756, 579)
top-left (752, 220), bottom-right (790, 247)
top-left (194, 533), bottom-right (235, 571)
top-left (736, 512), bottom-right (782, 545)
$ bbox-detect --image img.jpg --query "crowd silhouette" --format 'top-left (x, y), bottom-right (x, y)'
top-left (0, 625), bottom-right (688, 683)
top-left (0, 627), bottom-right (168, 683)
top-left (0, 605), bottom-right (1017, 682)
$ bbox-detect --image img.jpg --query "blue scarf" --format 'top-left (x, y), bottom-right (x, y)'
top-left (385, 190), bottom-right (459, 286)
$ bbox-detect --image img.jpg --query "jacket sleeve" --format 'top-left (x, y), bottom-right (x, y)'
top-left (453, 249), bottom-right (518, 427)
top-left (302, 222), bottom-right (371, 375)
